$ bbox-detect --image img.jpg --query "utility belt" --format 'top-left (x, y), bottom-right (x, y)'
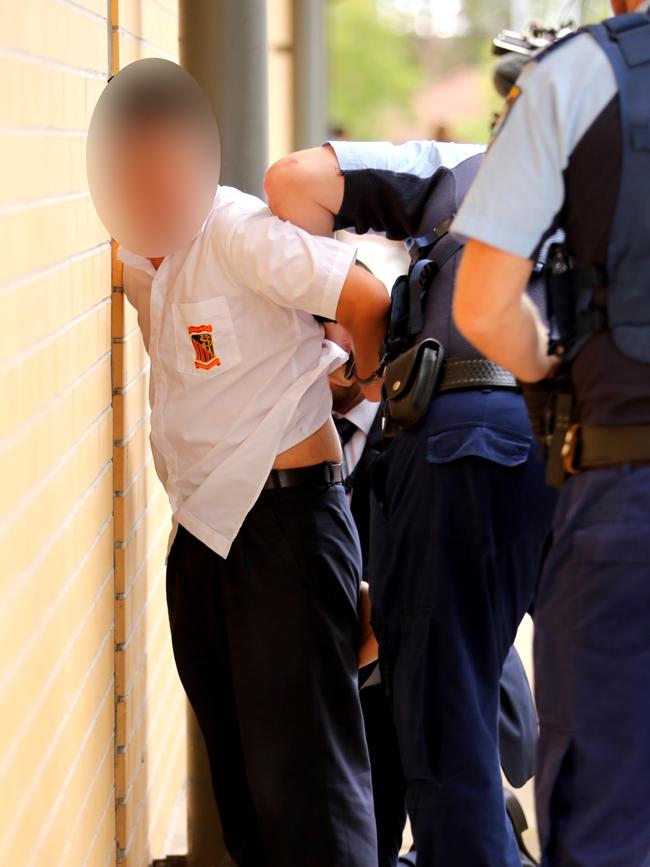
top-left (382, 337), bottom-right (519, 437)
top-left (564, 423), bottom-right (650, 472)
top-left (519, 375), bottom-right (650, 488)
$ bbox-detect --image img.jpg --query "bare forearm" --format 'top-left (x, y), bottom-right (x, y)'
top-left (343, 307), bottom-right (388, 402)
top-left (460, 294), bottom-right (554, 382)
top-left (347, 311), bottom-right (387, 400)
top-left (336, 266), bottom-right (390, 402)
top-left (454, 239), bottom-right (555, 382)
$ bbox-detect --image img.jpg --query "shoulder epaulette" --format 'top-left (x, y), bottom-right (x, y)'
top-left (531, 27), bottom-right (584, 64)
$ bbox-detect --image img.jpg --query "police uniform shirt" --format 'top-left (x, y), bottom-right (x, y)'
top-left (329, 137), bottom-right (551, 338)
top-left (117, 184), bottom-right (357, 559)
top-left (451, 8), bottom-right (650, 425)
top-left (329, 139), bottom-right (485, 240)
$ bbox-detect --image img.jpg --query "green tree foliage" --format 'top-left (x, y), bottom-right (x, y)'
top-left (327, 0), bottom-right (614, 145)
top-left (327, 0), bottom-right (425, 139)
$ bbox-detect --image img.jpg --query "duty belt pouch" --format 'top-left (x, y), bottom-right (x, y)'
top-left (384, 338), bottom-right (445, 431)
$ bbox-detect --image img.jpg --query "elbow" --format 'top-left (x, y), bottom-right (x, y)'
top-left (264, 154), bottom-right (303, 220)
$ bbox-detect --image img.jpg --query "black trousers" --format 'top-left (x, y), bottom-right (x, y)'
top-left (165, 482), bottom-right (378, 867)
top-left (359, 680), bottom-right (408, 867)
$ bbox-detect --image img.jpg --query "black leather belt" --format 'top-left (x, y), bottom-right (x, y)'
top-left (562, 423), bottom-right (650, 473)
top-left (263, 461), bottom-right (344, 491)
top-left (438, 357), bottom-right (519, 393)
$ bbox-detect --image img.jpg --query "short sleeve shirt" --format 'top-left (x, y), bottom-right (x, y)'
top-left (450, 32), bottom-right (619, 258)
top-left (450, 10), bottom-right (650, 426)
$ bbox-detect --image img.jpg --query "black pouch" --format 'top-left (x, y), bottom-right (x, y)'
top-left (384, 338), bottom-right (445, 431)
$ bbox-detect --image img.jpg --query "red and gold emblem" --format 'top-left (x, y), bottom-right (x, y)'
top-left (187, 323), bottom-right (221, 370)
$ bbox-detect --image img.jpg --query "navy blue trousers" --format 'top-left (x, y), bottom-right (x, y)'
top-left (534, 465), bottom-right (650, 867)
top-left (368, 394), bottom-right (557, 867)
top-left (359, 645), bottom-right (537, 867)
top-left (165, 482), bottom-right (378, 867)
top-left (360, 680), bottom-right (408, 867)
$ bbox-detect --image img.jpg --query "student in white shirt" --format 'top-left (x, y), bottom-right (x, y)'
top-left (88, 60), bottom-right (390, 867)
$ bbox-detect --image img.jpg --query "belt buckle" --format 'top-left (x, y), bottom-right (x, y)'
top-left (561, 423), bottom-right (582, 475)
top-left (326, 461), bottom-right (342, 486)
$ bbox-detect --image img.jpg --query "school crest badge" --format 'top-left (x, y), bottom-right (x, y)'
top-left (187, 323), bottom-right (221, 370)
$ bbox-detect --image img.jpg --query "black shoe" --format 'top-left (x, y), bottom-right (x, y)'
top-left (505, 788), bottom-right (539, 866)
top-left (398, 851), bottom-right (416, 865)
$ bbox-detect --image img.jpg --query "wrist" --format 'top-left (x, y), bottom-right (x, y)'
top-left (355, 363), bottom-right (384, 386)
top-left (349, 352), bottom-right (385, 385)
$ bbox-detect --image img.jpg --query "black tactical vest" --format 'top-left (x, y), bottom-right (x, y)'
top-left (387, 152), bottom-right (547, 360)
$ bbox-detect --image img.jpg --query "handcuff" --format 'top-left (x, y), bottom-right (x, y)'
top-left (344, 351), bottom-right (386, 385)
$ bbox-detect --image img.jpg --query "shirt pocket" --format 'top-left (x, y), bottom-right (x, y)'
top-left (426, 423), bottom-right (532, 467)
top-left (171, 296), bottom-right (242, 378)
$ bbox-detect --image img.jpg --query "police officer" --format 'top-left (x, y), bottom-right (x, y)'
top-left (328, 320), bottom-right (540, 866)
top-left (265, 133), bottom-right (556, 862)
top-left (452, 2), bottom-right (650, 864)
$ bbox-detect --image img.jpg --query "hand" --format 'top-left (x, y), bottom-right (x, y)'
top-left (358, 581), bottom-right (379, 668)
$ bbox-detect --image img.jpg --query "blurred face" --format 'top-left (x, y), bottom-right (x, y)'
top-left (103, 119), bottom-right (217, 255)
top-left (86, 58), bottom-right (220, 258)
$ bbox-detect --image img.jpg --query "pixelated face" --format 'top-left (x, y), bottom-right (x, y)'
top-left (86, 58), bottom-right (220, 258)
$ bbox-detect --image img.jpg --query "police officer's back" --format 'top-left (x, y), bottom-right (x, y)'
top-left (453, 3), bottom-right (650, 864)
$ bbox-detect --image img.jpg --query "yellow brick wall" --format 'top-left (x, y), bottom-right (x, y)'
top-left (268, 0), bottom-right (294, 165)
top-left (109, 2), bottom-right (187, 866)
top-left (0, 1), bottom-right (116, 866)
top-left (0, 1), bottom-right (297, 864)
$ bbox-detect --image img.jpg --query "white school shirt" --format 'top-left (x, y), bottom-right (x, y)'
top-left (117, 184), bottom-right (357, 560)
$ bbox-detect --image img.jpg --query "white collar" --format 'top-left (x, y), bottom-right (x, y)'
top-left (636, 0), bottom-right (650, 12)
top-left (336, 399), bottom-right (380, 437)
top-left (116, 246), bottom-right (158, 277)
top-left (116, 186), bottom-right (221, 276)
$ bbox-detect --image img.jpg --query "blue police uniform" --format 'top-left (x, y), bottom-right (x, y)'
top-left (452, 7), bottom-right (650, 865)
top-left (336, 401), bottom-right (540, 866)
top-left (327, 138), bottom-right (558, 866)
